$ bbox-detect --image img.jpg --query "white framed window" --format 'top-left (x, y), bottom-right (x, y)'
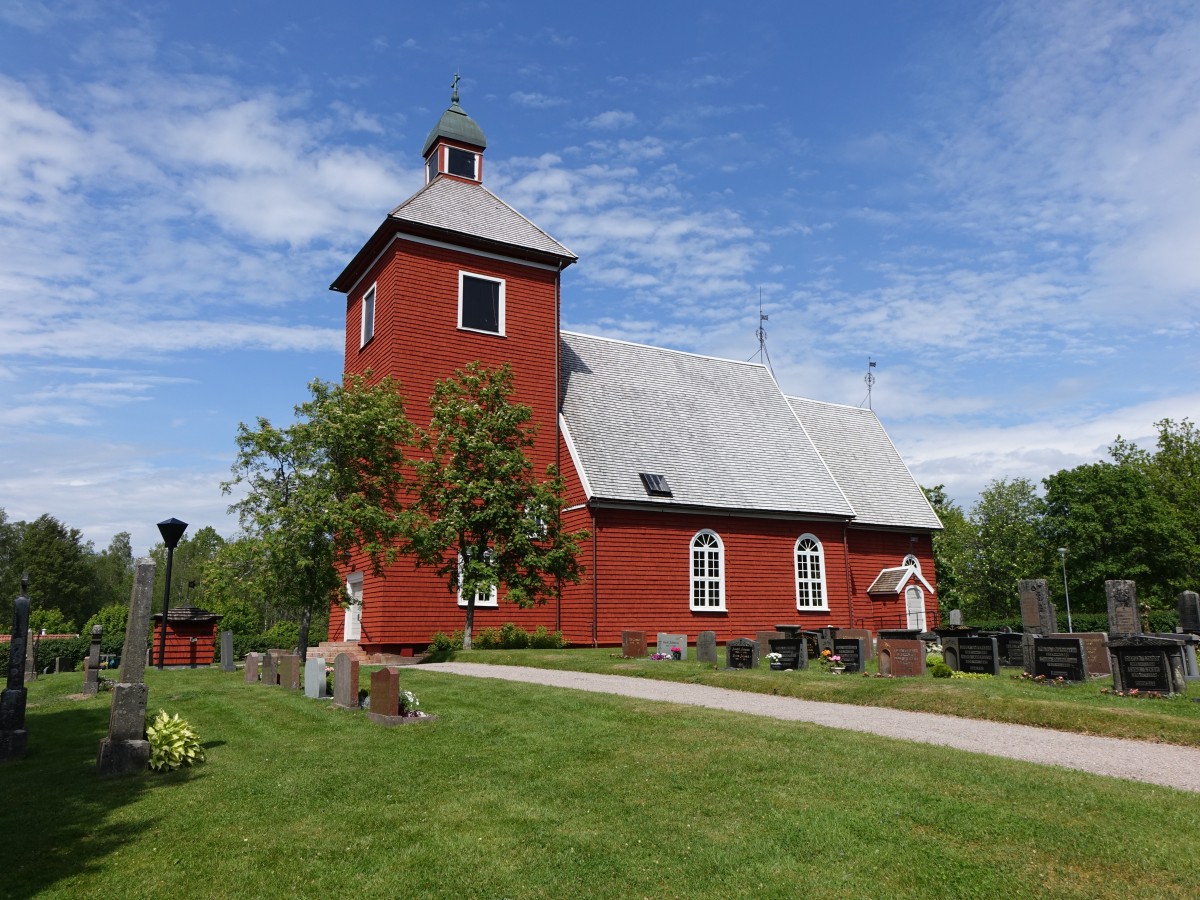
top-left (795, 534), bottom-right (828, 610)
top-left (359, 282), bottom-right (376, 347)
top-left (902, 553), bottom-right (921, 572)
top-left (690, 530), bottom-right (725, 611)
top-left (457, 554), bottom-right (498, 607)
top-left (458, 272), bottom-right (505, 335)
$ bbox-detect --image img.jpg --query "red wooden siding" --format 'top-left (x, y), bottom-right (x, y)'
top-left (148, 621), bottom-right (218, 667)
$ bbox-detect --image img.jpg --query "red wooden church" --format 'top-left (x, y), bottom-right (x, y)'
top-left (325, 87), bottom-right (942, 657)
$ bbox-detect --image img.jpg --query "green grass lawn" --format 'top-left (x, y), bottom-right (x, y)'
top-left (438, 648), bottom-right (1200, 747)
top-left (2, 667), bottom-right (1198, 899)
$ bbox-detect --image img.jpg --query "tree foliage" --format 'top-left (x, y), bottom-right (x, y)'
top-left (922, 485), bottom-right (970, 614)
top-left (223, 373), bottom-right (411, 663)
top-left (958, 478), bottom-right (1046, 620)
top-left (400, 363), bottom-right (587, 649)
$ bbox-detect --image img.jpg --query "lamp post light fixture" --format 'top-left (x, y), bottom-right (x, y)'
top-left (156, 518), bottom-right (189, 670)
top-left (1057, 547), bottom-right (1073, 633)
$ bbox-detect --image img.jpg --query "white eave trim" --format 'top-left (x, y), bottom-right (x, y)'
top-left (559, 414), bottom-right (594, 500)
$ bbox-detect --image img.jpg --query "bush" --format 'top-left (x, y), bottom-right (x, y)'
top-left (926, 653), bottom-right (944, 666)
top-left (473, 627), bottom-right (502, 650)
top-left (499, 621), bottom-right (529, 649)
top-left (146, 709), bottom-right (206, 772)
top-left (428, 631), bottom-right (457, 651)
top-left (260, 621), bottom-right (300, 651)
top-left (426, 623), bottom-right (567, 652)
top-left (931, 662), bottom-right (953, 679)
top-left (82, 605), bottom-right (130, 655)
top-left (529, 624), bottom-right (568, 649)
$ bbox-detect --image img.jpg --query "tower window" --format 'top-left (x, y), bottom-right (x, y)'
top-left (447, 147), bottom-right (477, 179)
top-left (459, 272), bottom-right (504, 335)
top-left (360, 283), bottom-right (376, 348)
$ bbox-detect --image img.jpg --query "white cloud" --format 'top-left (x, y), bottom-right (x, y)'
top-left (509, 91), bottom-right (565, 108)
top-left (584, 109), bottom-right (637, 130)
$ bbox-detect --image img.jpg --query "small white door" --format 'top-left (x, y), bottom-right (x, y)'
top-left (345, 575), bottom-right (363, 642)
top-left (905, 585), bottom-right (926, 631)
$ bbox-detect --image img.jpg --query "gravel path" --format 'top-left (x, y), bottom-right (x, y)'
top-left (422, 662), bottom-right (1200, 793)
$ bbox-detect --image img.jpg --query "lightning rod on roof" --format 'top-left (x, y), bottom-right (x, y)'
top-left (863, 357), bottom-right (877, 410)
top-left (749, 287), bottom-right (775, 378)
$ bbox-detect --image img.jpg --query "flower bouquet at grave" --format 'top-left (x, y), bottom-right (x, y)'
top-left (766, 651), bottom-right (784, 669)
top-left (818, 649), bottom-right (844, 672)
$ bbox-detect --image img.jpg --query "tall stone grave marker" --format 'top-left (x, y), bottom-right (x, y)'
top-left (368, 667), bottom-right (406, 725)
top-left (696, 631), bottom-right (717, 665)
top-left (276, 654), bottom-right (301, 690)
top-left (333, 652), bottom-right (360, 709)
top-left (243, 652), bottom-right (261, 683)
top-left (1018, 579), bottom-right (1055, 671)
top-left (263, 650), bottom-right (279, 686)
top-left (82, 625), bottom-right (103, 695)
top-left (24, 628), bottom-right (36, 681)
top-left (304, 656), bottom-right (328, 699)
top-left (1, 577), bottom-right (31, 763)
top-left (219, 630), bottom-right (235, 672)
top-left (1106, 580), bottom-right (1140, 635)
top-left (1178, 591), bottom-right (1200, 635)
top-left (621, 631), bottom-right (647, 658)
top-left (97, 559), bottom-right (155, 777)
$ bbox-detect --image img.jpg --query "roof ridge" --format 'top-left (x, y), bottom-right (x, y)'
top-left (562, 330), bottom-right (770, 372)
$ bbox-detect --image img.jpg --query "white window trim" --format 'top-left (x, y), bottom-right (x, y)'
top-left (344, 572), bottom-right (364, 642)
top-left (359, 282), bottom-right (376, 348)
top-left (457, 554), bottom-right (498, 608)
top-left (902, 553), bottom-right (921, 572)
top-left (689, 529), bottom-right (726, 612)
top-left (457, 271), bottom-right (505, 336)
top-left (794, 533), bottom-right (829, 611)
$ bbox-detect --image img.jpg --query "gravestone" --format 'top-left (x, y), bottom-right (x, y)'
top-left (219, 630), bottom-right (235, 672)
top-left (948, 609), bottom-right (963, 627)
top-left (755, 630), bottom-right (784, 659)
top-left (263, 650), bottom-right (280, 686)
top-left (802, 632), bottom-right (822, 661)
top-left (838, 628), bottom-right (875, 660)
top-left (621, 631), bottom-right (647, 658)
top-left (304, 657), bottom-right (327, 699)
top-left (82, 625), bottom-right (103, 695)
top-left (955, 637), bottom-right (1000, 676)
top-left (726, 638), bottom-right (758, 669)
top-left (1032, 637), bottom-right (1086, 681)
top-left (1106, 580), bottom-right (1140, 635)
top-left (1109, 636), bottom-right (1188, 694)
top-left (1178, 591), bottom-right (1200, 634)
top-left (877, 639), bottom-right (925, 677)
top-left (333, 652), bottom-right (360, 708)
top-left (1049, 632), bottom-right (1110, 677)
top-left (1018, 579), bottom-right (1055, 671)
top-left (276, 654), bottom-right (300, 690)
top-left (767, 637), bottom-right (806, 670)
top-left (368, 667), bottom-right (406, 725)
top-left (1, 578), bottom-right (32, 763)
top-left (243, 652), bottom-right (260, 683)
top-left (97, 559), bottom-right (155, 777)
top-left (696, 631), bottom-right (717, 665)
top-left (24, 629), bottom-right (35, 682)
top-left (657, 633), bottom-right (687, 660)
top-left (993, 633), bottom-right (1025, 668)
top-left (833, 637), bottom-right (865, 673)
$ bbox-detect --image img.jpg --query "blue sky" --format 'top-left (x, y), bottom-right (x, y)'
top-left (2, 1), bottom-right (1198, 555)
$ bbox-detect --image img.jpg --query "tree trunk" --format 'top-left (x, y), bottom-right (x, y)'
top-left (463, 596), bottom-right (475, 650)
top-left (297, 605), bottom-right (311, 667)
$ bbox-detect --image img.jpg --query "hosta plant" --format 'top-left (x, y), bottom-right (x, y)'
top-left (146, 709), bottom-right (206, 772)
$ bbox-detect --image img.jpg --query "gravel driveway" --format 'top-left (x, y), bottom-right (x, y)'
top-left (423, 662), bottom-right (1200, 793)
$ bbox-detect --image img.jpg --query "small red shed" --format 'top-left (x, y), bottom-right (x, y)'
top-left (149, 607), bottom-right (223, 668)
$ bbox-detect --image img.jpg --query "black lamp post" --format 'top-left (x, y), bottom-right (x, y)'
top-left (156, 518), bottom-right (188, 670)
top-left (1057, 547), bottom-right (1073, 634)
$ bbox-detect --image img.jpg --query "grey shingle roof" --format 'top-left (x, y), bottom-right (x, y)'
top-left (786, 397), bottom-right (943, 530)
top-left (560, 332), bottom-right (854, 518)
top-left (390, 177), bottom-right (576, 261)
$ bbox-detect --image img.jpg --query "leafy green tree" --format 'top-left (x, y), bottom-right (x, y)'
top-left (1042, 461), bottom-right (1191, 611)
top-left (223, 373), bottom-right (411, 664)
top-left (90, 531), bottom-right (134, 611)
top-left (959, 478), bottom-right (1046, 620)
top-left (150, 525), bottom-right (225, 610)
top-left (8, 514), bottom-right (98, 631)
top-left (922, 485), bottom-right (971, 615)
top-left (400, 363), bottom-right (587, 650)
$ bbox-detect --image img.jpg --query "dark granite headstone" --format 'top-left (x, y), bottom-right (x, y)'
top-left (696, 631), bottom-right (717, 665)
top-left (767, 638), bottom-right (806, 671)
top-left (1032, 637), bottom-right (1086, 681)
top-left (837, 628), bottom-right (875, 660)
top-left (878, 639), bottom-right (925, 677)
top-left (802, 632), bottom-right (822, 661)
top-left (333, 652), bottom-right (360, 708)
top-left (833, 638), bottom-right (865, 673)
top-left (1, 579), bottom-right (32, 763)
top-left (219, 630), bottom-right (235, 672)
top-left (956, 637), bottom-right (1000, 676)
top-left (1178, 591), bottom-right (1200, 634)
top-left (726, 638), bottom-right (758, 669)
top-left (1106, 580), bottom-right (1140, 635)
top-left (243, 652), bottom-right (260, 683)
top-left (992, 633), bottom-right (1025, 668)
top-left (1048, 632), bottom-right (1110, 677)
top-left (877, 629), bottom-right (921, 641)
top-left (97, 558), bottom-right (155, 777)
top-left (83, 625), bottom-right (102, 695)
top-left (755, 630), bottom-right (783, 658)
top-left (1109, 636), bottom-right (1187, 694)
top-left (621, 631), bottom-right (647, 658)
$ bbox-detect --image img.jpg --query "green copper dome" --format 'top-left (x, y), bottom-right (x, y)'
top-left (421, 80), bottom-right (487, 157)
